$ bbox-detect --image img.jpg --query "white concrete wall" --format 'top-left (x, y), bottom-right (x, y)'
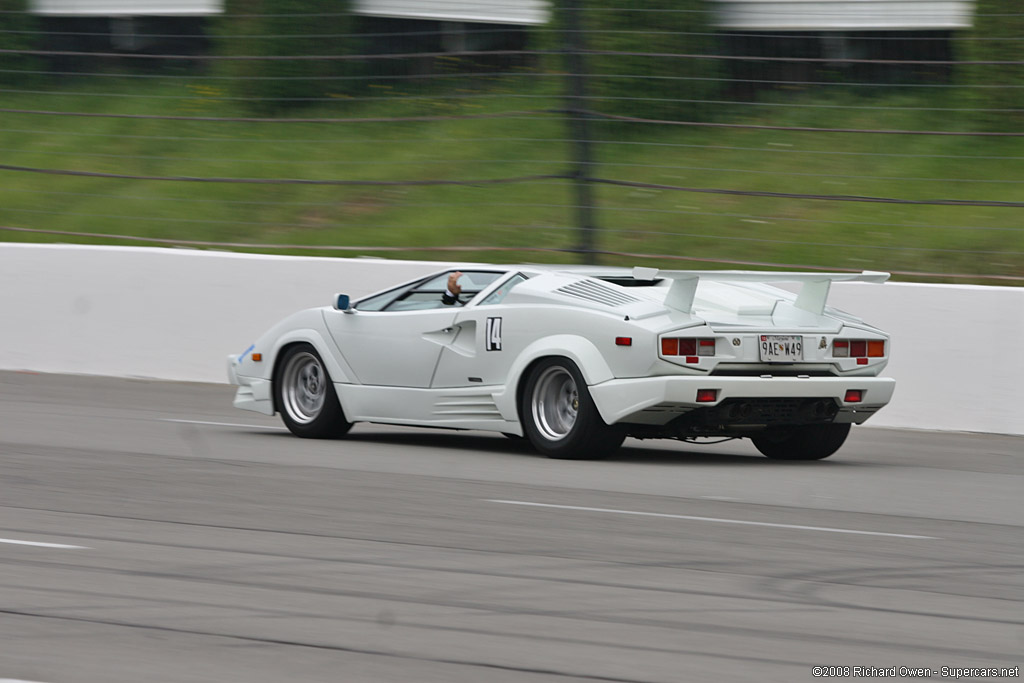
top-left (827, 283), bottom-right (1023, 436)
top-left (0, 244), bottom-right (445, 385)
top-left (2, 243), bottom-right (1021, 435)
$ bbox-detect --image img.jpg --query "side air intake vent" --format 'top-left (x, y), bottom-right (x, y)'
top-left (556, 279), bottom-right (640, 307)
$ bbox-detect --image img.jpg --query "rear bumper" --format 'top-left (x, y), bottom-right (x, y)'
top-left (227, 354), bottom-right (274, 416)
top-left (590, 375), bottom-right (895, 426)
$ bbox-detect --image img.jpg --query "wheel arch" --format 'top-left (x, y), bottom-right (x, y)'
top-left (512, 350), bottom-right (625, 459)
top-left (505, 335), bottom-right (616, 426)
top-left (269, 330), bottom-right (353, 413)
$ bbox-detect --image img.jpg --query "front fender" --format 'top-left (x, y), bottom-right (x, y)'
top-left (270, 329), bottom-right (355, 387)
top-left (231, 308), bottom-right (355, 387)
top-left (228, 327), bottom-right (350, 417)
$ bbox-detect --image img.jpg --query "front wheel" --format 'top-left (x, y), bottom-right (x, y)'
top-left (275, 344), bottom-right (352, 439)
top-left (751, 423), bottom-right (850, 460)
top-left (520, 358), bottom-right (624, 460)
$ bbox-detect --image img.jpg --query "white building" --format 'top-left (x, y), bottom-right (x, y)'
top-left (28, 0), bottom-right (972, 31)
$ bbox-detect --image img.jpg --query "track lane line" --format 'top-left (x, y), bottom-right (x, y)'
top-left (0, 538), bottom-right (89, 549)
top-left (487, 500), bottom-right (938, 539)
top-left (161, 418), bottom-right (287, 431)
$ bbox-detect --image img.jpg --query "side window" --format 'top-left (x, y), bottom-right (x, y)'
top-left (385, 292), bottom-right (451, 311)
top-left (478, 273), bottom-right (528, 306)
top-left (355, 288), bottom-right (405, 311)
top-left (417, 271), bottom-right (503, 298)
top-left (357, 271), bottom-right (506, 313)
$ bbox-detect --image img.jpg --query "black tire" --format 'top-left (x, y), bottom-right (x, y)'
top-left (519, 358), bottom-right (625, 460)
top-left (274, 344), bottom-right (352, 439)
top-left (751, 423), bottom-right (850, 460)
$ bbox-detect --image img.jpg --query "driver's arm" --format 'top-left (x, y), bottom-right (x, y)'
top-left (441, 271), bottom-right (463, 305)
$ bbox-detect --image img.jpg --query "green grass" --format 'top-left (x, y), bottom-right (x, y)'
top-left (1, 77), bottom-right (1022, 284)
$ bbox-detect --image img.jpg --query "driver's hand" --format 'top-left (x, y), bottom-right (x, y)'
top-left (448, 271), bottom-right (463, 295)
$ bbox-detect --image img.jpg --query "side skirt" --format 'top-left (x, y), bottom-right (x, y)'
top-left (336, 383), bottom-right (522, 436)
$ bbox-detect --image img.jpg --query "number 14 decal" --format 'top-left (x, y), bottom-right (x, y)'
top-left (485, 317), bottom-right (502, 351)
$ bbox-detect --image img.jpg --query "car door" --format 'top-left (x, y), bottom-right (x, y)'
top-left (323, 270), bottom-right (506, 388)
top-left (324, 308), bottom-right (458, 387)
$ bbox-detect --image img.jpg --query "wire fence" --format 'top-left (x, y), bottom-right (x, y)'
top-left (0, 1), bottom-right (1022, 282)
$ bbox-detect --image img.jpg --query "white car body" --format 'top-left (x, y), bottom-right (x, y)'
top-left (228, 265), bottom-right (895, 459)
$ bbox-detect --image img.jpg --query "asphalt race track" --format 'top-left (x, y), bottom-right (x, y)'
top-left (0, 371), bottom-right (1020, 683)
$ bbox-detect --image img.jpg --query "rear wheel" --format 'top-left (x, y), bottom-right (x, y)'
top-left (520, 358), bottom-right (624, 460)
top-left (751, 423), bottom-right (850, 460)
top-left (275, 344), bottom-right (352, 439)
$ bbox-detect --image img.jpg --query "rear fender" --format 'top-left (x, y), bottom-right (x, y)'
top-left (499, 335), bottom-right (615, 423)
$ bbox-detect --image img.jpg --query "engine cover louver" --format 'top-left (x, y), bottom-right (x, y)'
top-left (556, 280), bottom-right (640, 307)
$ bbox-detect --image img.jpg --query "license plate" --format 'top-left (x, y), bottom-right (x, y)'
top-left (759, 335), bottom-right (803, 362)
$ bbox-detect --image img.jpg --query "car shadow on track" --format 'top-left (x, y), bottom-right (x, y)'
top-left (607, 445), bottom-right (854, 466)
top-left (258, 428), bottom-right (856, 466)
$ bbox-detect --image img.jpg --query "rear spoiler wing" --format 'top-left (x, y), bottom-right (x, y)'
top-left (630, 267), bottom-right (890, 315)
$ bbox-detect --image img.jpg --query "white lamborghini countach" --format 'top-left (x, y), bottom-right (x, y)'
top-left (228, 265), bottom-right (895, 460)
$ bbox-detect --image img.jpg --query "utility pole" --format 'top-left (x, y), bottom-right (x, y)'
top-left (562, 0), bottom-right (597, 264)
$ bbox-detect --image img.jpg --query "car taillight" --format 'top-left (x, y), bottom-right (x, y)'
top-left (662, 337), bottom-right (716, 359)
top-left (832, 339), bottom-right (885, 358)
top-left (696, 389), bottom-right (718, 403)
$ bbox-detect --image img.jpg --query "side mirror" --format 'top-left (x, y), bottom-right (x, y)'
top-left (333, 293), bottom-right (354, 313)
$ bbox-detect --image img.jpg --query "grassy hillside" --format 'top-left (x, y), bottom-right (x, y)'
top-left (1, 77), bottom-right (1021, 283)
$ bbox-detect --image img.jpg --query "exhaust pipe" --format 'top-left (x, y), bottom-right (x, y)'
top-left (798, 399), bottom-right (839, 422)
top-left (727, 402), bottom-right (752, 420)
